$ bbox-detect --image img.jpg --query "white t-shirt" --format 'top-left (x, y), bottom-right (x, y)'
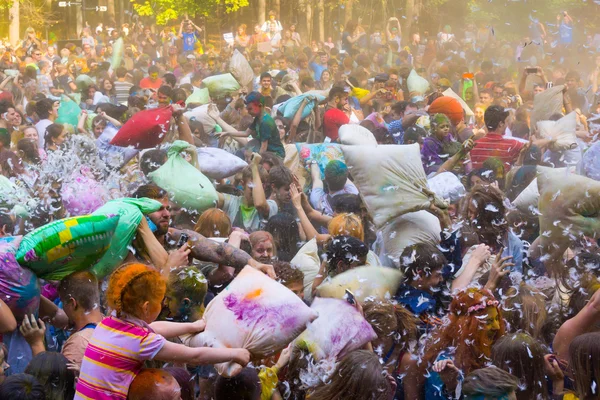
top-left (35, 119), bottom-right (52, 149)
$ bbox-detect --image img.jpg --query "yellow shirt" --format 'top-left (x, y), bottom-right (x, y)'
top-left (258, 365), bottom-right (280, 400)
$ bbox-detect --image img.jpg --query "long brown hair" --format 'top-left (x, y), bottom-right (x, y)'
top-left (491, 332), bottom-right (549, 400)
top-left (194, 208), bottom-right (232, 238)
top-left (461, 184), bottom-right (508, 249)
top-left (309, 350), bottom-right (393, 400)
top-left (363, 300), bottom-right (418, 352)
top-left (502, 283), bottom-right (548, 341)
top-left (422, 288), bottom-right (506, 374)
top-left (569, 332), bottom-right (600, 400)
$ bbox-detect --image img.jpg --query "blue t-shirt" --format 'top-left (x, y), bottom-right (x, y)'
top-left (182, 32), bottom-right (199, 51)
top-left (559, 22), bottom-right (573, 44)
top-left (310, 62), bottom-right (327, 81)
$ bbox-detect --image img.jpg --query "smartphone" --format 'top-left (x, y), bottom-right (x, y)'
top-left (145, 216), bottom-right (158, 233)
top-left (526, 67), bottom-right (538, 74)
top-left (345, 289), bottom-right (356, 305)
top-left (462, 72), bottom-right (474, 79)
top-left (176, 233), bottom-right (189, 248)
top-left (546, 82), bottom-right (554, 89)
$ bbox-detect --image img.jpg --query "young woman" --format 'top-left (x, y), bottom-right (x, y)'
top-left (24, 352), bottom-right (75, 400)
top-left (44, 123), bottom-right (67, 152)
top-left (317, 69), bottom-right (333, 91)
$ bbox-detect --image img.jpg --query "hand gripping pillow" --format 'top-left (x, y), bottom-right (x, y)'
top-left (148, 141), bottom-right (218, 212)
top-left (537, 166), bottom-right (600, 280)
top-left (91, 197), bottom-right (162, 278)
top-left (290, 238), bottom-right (321, 302)
top-left (341, 143), bottom-right (447, 229)
top-left (183, 266), bottom-right (318, 377)
top-left (0, 236), bottom-right (40, 322)
top-left (16, 214), bottom-right (119, 280)
top-left (109, 106), bottom-right (173, 149)
top-left (229, 50), bottom-right (254, 88)
top-left (316, 266), bottom-right (404, 303)
top-left (537, 111), bottom-right (578, 151)
top-left (202, 73), bottom-right (241, 99)
top-left (277, 94), bottom-right (325, 121)
top-left (338, 124), bottom-right (378, 146)
top-left (196, 147), bottom-right (248, 180)
top-left (293, 297), bottom-right (376, 361)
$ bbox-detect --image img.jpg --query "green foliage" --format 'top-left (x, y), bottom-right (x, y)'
top-left (0, 0), bottom-right (14, 11)
top-left (131, 0), bottom-right (249, 25)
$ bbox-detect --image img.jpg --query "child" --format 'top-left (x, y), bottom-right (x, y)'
top-left (74, 263), bottom-right (250, 400)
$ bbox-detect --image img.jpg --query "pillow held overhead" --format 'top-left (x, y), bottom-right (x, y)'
top-left (338, 124), bottom-right (378, 146)
top-left (341, 143), bottom-right (447, 229)
top-left (536, 111), bottom-right (578, 151)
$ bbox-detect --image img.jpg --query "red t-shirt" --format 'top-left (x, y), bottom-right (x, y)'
top-left (470, 133), bottom-right (525, 171)
top-left (139, 77), bottom-right (163, 90)
top-left (323, 108), bottom-right (350, 142)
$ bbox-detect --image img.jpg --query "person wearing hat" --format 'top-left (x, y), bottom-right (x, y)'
top-left (212, 92), bottom-right (284, 158)
top-left (470, 105), bottom-right (525, 172)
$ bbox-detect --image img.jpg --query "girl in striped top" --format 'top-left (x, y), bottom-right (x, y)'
top-left (74, 263), bottom-right (250, 400)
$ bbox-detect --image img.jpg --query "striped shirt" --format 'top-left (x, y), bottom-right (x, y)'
top-left (74, 316), bottom-right (166, 400)
top-left (470, 133), bottom-right (525, 172)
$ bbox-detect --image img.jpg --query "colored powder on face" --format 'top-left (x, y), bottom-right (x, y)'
top-left (223, 292), bottom-right (297, 332)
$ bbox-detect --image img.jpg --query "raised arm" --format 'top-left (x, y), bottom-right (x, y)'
top-left (249, 153), bottom-right (270, 217)
top-left (287, 98), bottom-right (308, 143)
top-left (554, 288), bottom-right (600, 360)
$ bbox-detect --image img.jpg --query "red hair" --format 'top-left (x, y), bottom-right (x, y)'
top-left (106, 263), bottom-right (166, 318)
top-left (422, 288), bottom-right (505, 374)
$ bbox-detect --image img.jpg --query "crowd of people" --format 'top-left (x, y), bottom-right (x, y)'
top-left (0, 8), bottom-right (599, 400)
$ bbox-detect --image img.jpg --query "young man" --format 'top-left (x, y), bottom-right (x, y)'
top-left (139, 65), bottom-right (163, 90)
top-left (114, 67), bottom-right (133, 104)
top-left (58, 271), bottom-right (104, 369)
top-left (34, 98), bottom-right (59, 148)
top-left (213, 92), bottom-right (285, 158)
top-left (179, 18), bottom-right (203, 54)
top-left (273, 261), bottom-right (305, 299)
top-left (470, 105), bottom-right (525, 171)
top-left (309, 51), bottom-right (329, 81)
top-left (309, 160), bottom-right (359, 217)
top-left (323, 86), bottom-right (350, 142)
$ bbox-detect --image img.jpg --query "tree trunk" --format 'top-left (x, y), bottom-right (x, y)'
top-left (404, 0), bottom-right (415, 36)
top-left (344, 0), bottom-right (352, 24)
top-left (317, 0), bottom-right (324, 42)
top-left (9, 0), bottom-right (19, 47)
top-left (273, 0), bottom-right (280, 22)
top-left (76, 4), bottom-right (83, 36)
top-left (258, 0), bottom-right (266, 25)
top-left (107, 0), bottom-right (115, 26)
top-left (305, 0), bottom-right (312, 43)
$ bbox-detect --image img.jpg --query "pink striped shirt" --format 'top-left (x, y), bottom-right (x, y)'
top-left (74, 316), bottom-right (166, 400)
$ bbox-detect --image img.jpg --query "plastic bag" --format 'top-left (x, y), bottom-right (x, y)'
top-left (316, 266), bottom-right (404, 302)
top-left (110, 106), bottom-right (173, 149)
top-left (196, 147), bottom-right (248, 180)
top-left (277, 94), bottom-right (325, 120)
top-left (185, 88), bottom-right (211, 106)
top-left (96, 124), bottom-right (139, 169)
top-left (202, 73), bottom-right (241, 99)
top-left (293, 297), bottom-right (376, 361)
top-left (537, 166), bottom-right (600, 279)
top-left (530, 85), bottom-right (565, 130)
top-left (61, 168), bottom-right (110, 216)
top-left (184, 104), bottom-right (218, 135)
top-left (407, 69), bottom-right (430, 95)
top-left (341, 143), bottom-right (447, 229)
top-left (290, 238), bottom-right (320, 302)
top-left (537, 111), bottom-right (578, 151)
top-left (427, 171), bottom-right (466, 203)
top-left (229, 50), bottom-right (254, 88)
top-left (148, 140), bottom-right (218, 212)
top-left (91, 197), bottom-right (162, 278)
top-left (376, 211), bottom-right (441, 267)
top-left (296, 143), bottom-right (344, 180)
top-left (16, 214), bottom-right (119, 280)
top-left (56, 95), bottom-right (81, 127)
top-left (338, 124), bottom-right (378, 146)
top-left (0, 236), bottom-right (40, 322)
top-left (181, 266), bottom-right (318, 377)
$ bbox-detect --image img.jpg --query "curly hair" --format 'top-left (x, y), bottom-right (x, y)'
top-left (105, 263), bottom-right (166, 319)
top-left (422, 288), bottom-right (506, 374)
